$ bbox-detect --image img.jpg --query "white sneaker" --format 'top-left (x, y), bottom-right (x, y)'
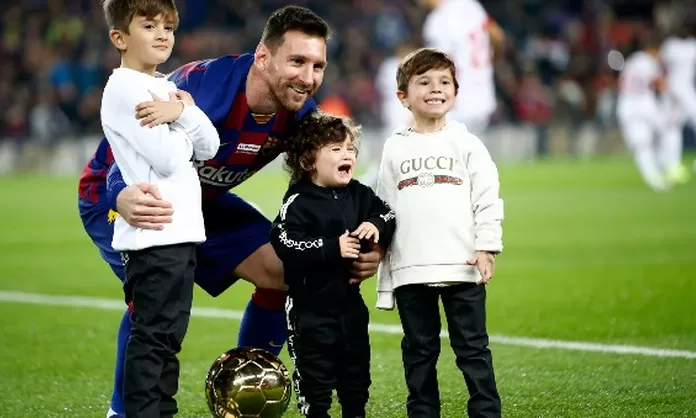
top-left (107, 408), bottom-right (123, 418)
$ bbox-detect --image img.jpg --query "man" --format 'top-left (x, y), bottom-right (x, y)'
top-left (419, 0), bottom-right (505, 137)
top-left (78, 6), bottom-right (383, 417)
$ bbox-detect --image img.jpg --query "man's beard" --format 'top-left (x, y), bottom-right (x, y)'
top-left (272, 81), bottom-right (313, 112)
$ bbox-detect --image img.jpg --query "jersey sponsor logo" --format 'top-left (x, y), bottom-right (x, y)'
top-left (236, 143), bottom-right (261, 154)
top-left (197, 166), bottom-right (255, 187)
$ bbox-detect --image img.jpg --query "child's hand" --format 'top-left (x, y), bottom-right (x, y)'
top-left (351, 221), bottom-right (379, 243)
top-left (339, 230), bottom-right (361, 259)
top-left (467, 251), bottom-right (496, 285)
top-left (135, 91), bottom-right (184, 128)
top-left (173, 90), bottom-right (195, 107)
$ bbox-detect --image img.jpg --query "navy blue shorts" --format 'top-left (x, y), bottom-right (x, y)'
top-left (78, 192), bottom-right (272, 297)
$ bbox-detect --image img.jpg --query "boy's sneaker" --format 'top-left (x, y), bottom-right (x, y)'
top-left (107, 408), bottom-right (124, 418)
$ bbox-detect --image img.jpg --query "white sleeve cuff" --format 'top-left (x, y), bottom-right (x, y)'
top-left (376, 291), bottom-right (395, 311)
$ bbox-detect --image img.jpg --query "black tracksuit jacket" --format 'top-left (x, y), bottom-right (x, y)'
top-left (270, 178), bottom-right (396, 312)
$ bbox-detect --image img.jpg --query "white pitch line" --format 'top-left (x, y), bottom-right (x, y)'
top-left (1, 290), bottom-right (695, 360)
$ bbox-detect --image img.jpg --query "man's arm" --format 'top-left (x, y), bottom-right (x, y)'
top-left (107, 158), bottom-right (174, 229)
top-left (270, 193), bottom-right (342, 269)
top-left (106, 163), bottom-right (127, 212)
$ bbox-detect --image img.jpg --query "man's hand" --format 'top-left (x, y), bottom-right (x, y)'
top-left (349, 243), bottom-right (385, 284)
top-left (467, 251), bottom-right (496, 285)
top-left (135, 91), bottom-right (185, 128)
top-left (116, 184), bottom-right (174, 230)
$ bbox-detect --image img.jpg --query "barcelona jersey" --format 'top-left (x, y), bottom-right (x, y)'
top-left (78, 53), bottom-right (317, 204)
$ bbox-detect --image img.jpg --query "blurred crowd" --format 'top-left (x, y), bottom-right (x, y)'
top-left (0, 0), bottom-right (693, 149)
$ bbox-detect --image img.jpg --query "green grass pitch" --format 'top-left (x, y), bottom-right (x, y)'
top-left (1, 156), bottom-right (695, 417)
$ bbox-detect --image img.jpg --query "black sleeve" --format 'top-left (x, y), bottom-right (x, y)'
top-left (359, 184), bottom-right (396, 248)
top-left (270, 192), bottom-right (342, 268)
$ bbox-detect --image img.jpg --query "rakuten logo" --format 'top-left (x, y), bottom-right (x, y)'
top-left (197, 165), bottom-right (255, 187)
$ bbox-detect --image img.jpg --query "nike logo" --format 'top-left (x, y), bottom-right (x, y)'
top-left (268, 341), bottom-right (284, 348)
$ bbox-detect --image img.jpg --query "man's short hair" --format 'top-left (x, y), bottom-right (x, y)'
top-left (396, 48), bottom-right (459, 94)
top-left (102, 0), bottom-right (179, 33)
top-left (261, 5), bottom-right (331, 52)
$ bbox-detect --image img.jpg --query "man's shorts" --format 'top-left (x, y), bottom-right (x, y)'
top-left (78, 192), bottom-right (272, 297)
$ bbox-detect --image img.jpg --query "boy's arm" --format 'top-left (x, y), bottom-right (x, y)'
top-left (172, 104), bottom-right (220, 161)
top-left (270, 193), bottom-right (343, 268)
top-left (467, 137), bottom-right (504, 253)
top-left (374, 145), bottom-right (399, 245)
top-left (375, 141), bottom-right (397, 310)
top-left (102, 79), bottom-right (195, 177)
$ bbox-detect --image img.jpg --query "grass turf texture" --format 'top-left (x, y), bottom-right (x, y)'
top-left (0, 155), bottom-right (695, 417)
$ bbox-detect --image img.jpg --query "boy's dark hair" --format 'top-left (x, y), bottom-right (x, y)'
top-left (284, 111), bottom-right (361, 185)
top-left (396, 48), bottom-right (459, 94)
top-left (102, 0), bottom-right (179, 33)
top-left (261, 6), bottom-right (331, 52)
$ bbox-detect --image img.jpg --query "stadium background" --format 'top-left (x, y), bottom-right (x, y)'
top-left (1, 0), bottom-right (695, 172)
top-left (1, 1), bottom-right (696, 417)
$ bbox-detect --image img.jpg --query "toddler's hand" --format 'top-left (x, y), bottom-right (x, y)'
top-left (339, 230), bottom-right (361, 259)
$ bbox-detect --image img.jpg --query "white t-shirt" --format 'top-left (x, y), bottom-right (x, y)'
top-left (660, 36), bottom-right (696, 93)
top-left (617, 51), bottom-right (662, 120)
top-left (101, 67), bottom-right (220, 251)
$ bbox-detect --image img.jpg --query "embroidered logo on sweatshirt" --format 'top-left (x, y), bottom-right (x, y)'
top-left (397, 173), bottom-right (463, 190)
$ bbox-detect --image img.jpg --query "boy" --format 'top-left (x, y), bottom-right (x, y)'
top-left (376, 48), bottom-right (504, 418)
top-left (270, 112), bottom-right (396, 418)
top-left (100, 0), bottom-right (220, 416)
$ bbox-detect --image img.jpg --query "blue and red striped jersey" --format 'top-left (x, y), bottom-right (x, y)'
top-left (78, 53), bottom-right (316, 204)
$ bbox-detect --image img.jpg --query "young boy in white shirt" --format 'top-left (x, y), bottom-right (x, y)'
top-left (100, 0), bottom-right (220, 416)
top-left (376, 48), bottom-right (504, 418)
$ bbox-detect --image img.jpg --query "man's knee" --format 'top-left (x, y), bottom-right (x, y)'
top-left (235, 243), bottom-right (285, 290)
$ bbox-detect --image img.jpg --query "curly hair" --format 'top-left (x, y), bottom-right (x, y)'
top-left (284, 111), bottom-right (361, 184)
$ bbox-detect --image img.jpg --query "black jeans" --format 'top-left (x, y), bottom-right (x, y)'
top-left (285, 296), bottom-right (371, 418)
top-left (122, 243), bottom-right (196, 418)
top-left (395, 283), bottom-right (501, 418)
